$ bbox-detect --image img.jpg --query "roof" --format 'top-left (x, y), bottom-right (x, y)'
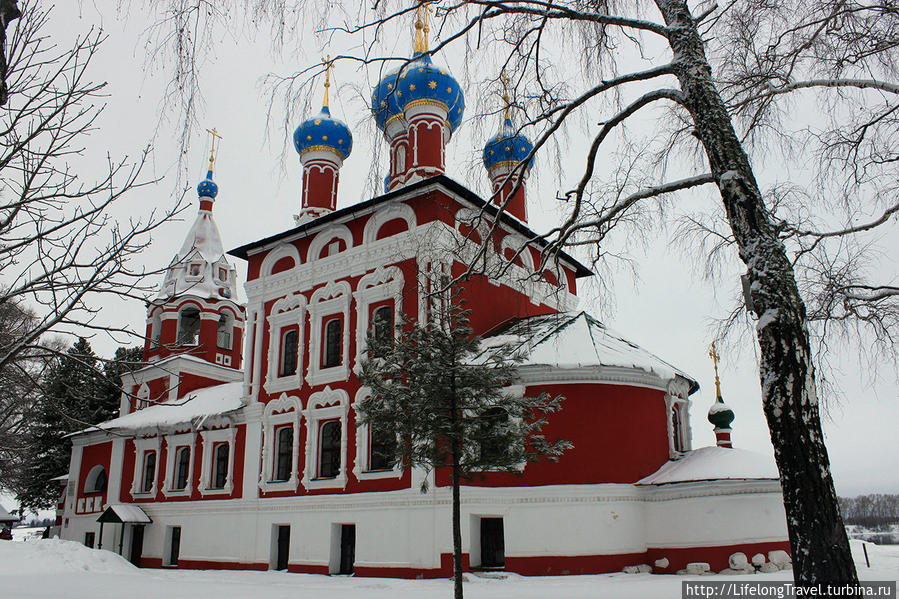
top-left (0, 504), bottom-right (18, 523)
top-left (479, 311), bottom-right (699, 393)
top-left (227, 174), bottom-right (592, 278)
top-left (97, 504), bottom-right (152, 524)
top-left (92, 381), bottom-right (244, 433)
top-left (637, 446), bottom-right (780, 485)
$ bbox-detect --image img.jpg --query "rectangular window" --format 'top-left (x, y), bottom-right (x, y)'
top-left (212, 443), bottom-right (229, 489)
top-left (141, 451), bottom-right (156, 493)
top-left (218, 267), bottom-right (227, 281)
top-left (279, 329), bottom-right (298, 376)
top-left (177, 308), bottom-right (201, 346)
top-left (318, 420), bottom-right (341, 479)
top-left (274, 426), bottom-right (293, 482)
top-left (168, 526), bottom-right (181, 567)
top-left (369, 426), bottom-right (395, 472)
top-left (322, 318), bottom-right (342, 368)
top-left (369, 305), bottom-right (394, 357)
top-left (173, 447), bottom-right (190, 490)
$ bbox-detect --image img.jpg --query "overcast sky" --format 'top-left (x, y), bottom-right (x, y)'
top-left (28, 2), bottom-right (897, 497)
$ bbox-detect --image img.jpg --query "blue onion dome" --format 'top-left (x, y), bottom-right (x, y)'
top-left (371, 66), bottom-right (404, 132)
top-left (197, 170), bottom-right (218, 199)
top-left (396, 54), bottom-right (465, 131)
top-left (483, 117), bottom-right (534, 171)
top-left (292, 105), bottom-right (353, 160)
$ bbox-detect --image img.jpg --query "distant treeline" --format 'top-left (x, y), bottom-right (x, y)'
top-left (839, 494), bottom-right (899, 527)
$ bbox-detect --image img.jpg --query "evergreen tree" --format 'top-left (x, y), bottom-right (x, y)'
top-left (358, 300), bottom-right (569, 599)
top-left (15, 339), bottom-right (141, 510)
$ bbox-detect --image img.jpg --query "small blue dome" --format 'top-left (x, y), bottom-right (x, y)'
top-left (293, 106), bottom-right (353, 160)
top-left (483, 118), bottom-right (534, 171)
top-left (197, 170), bottom-right (218, 199)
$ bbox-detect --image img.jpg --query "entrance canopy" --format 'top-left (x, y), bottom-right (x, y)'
top-left (97, 504), bottom-right (152, 524)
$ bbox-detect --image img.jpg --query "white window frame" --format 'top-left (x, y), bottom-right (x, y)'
top-left (264, 294), bottom-right (306, 395)
top-left (353, 266), bottom-right (404, 371)
top-left (163, 432), bottom-right (195, 497)
top-left (306, 281), bottom-right (352, 387)
top-left (199, 427), bottom-right (237, 495)
top-left (303, 386), bottom-right (349, 490)
top-left (665, 378), bottom-right (692, 458)
top-left (131, 437), bottom-right (161, 497)
top-left (352, 388), bottom-right (403, 481)
top-left (259, 394), bottom-right (302, 493)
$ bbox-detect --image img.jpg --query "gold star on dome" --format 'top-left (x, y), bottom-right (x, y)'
top-left (397, 90), bottom-right (403, 97)
top-left (306, 135), bottom-right (312, 140)
top-left (428, 81), bottom-right (437, 89)
top-left (410, 84), bottom-right (416, 91)
top-left (440, 70), bottom-right (446, 75)
top-left (446, 87), bottom-right (452, 93)
top-left (418, 68), bottom-right (424, 73)
top-left (380, 100), bottom-right (386, 107)
top-left (314, 119), bottom-right (321, 125)
top-left (489, 150), bottom-right (494, 155)
top-left (322, 135), bottom-right (328, 141)
top-left (505, 146), bottom-right (511, 151)
top-left (338, 139), bottom-right (343, 144)
top-left (387, 83), bottom-right (393, 90)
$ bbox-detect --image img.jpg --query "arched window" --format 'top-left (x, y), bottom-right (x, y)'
top-left (151, 311), bottom-right (163, 349)
top-left (672, 405), bottom-right (684, 452)
top-left (274, 426), bottom-right (293, 482)
top-left (177, 307), bottom-right (201, 346)
top-left (368, 425), bottom-right (396, 472)
top-left (323, 318), bottom-right (342, 368)
top-left (142, 452), bottom-right (156, 493)
top-left (173, 447), bottom-right (191, 490)
top-left (85, 466), bottom-right (108, 493)
top-left (212, 443), bottom-right (229, 489)
top-left (478, 408), bottom-right (509, 463)
top-left (370, 306), bottom-right (394, 355)
top-left (217, 313), bottom-right (232, 349)
top-left (280, 330), bottom-right (298, 376)
top-left (319, 421), bottom-right (341, 478)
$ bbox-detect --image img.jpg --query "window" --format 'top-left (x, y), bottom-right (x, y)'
top-left (217, 314), bottom-right (232, 349)
top-left (141, 452), bottom-right (156, 493)
top-left (478, 408), bottom-right (509, 463)
top-left (280, 329), bottom-right (298, 376)
top-left (368, 425), bottom-right (396, 472)
top-left (151, 312), bottom-right (162, 349)
top-left (318, 421), bottom-right (341, 479)
top-left (212, 443), bottom-right (229, 489)
top-left (177, 307), bottom-right (201, 345)
top-left (188, 263), bottom-right (201, 277)
top-left (370, 306), bottom-right (393, 355)
top-left (672, 406), bottom-right (683, 452)
top-left (323, 318), bottom-right (342, 368)
top-left (274, 426), bottom-right (293, 482)
top-left (218, 267), bottom-right (228, 281)
top-left (173, 447), bottom-right (191, 491)
top-left (85, 466), bottom-right (107, 493)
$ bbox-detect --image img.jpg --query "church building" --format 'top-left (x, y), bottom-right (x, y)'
top-left (58, 11), bottom-right (789, 577)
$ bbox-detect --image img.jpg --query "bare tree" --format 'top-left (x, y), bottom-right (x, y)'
top-left (130, 0), bottom-right (899, 585)
top-left (0, 0), bottom-right (179, 376)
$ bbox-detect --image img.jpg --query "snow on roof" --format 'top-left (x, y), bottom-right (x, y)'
top-left (98, 504), bottom-right (152, 524)
top-left (49, 474), bottom-right (69, 482)
top-left (155, 206), bottom-right (239, 301)
top-left (637, 446), bottom-right (780, 485)
top-left (95, 381), bottom-right (244, 433)
top-left (0, 504), bottom-right (19, 522)
top-left (480, 311), bottom-right (697, 391)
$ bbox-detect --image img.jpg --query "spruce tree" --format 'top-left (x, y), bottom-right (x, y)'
top-left (15, 340), bottom-right (141, 511)
top-left (358, 300), bottom-right (570, 599)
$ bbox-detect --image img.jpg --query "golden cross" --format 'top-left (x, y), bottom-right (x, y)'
top-left (322, 55), bottom-right (333, 108)
top-left (501, 69), bottom-right (511, 120)
top-left (206, 127), bottom-right (223, 172)
top-left (709, 342), bottom-right (722, 399)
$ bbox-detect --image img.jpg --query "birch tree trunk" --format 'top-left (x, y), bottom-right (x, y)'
top-left (654, 0), bottom-right (856, 584)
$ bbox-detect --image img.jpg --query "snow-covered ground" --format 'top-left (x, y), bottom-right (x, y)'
top-left (0, 539), bottom-right (895, 599)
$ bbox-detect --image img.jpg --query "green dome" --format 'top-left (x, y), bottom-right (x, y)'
top-left (708, 398), bottom-right (735, 429)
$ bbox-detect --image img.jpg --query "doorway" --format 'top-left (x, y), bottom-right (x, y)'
top-left (275, 525), bottom-right (290, 571)
top-left (480, 518), bottom-right (504, 569)
top-left (338, 524), bottom-right (355, 575)
top-left (168, 526), bottom-right (181, 567)
top-left (129, 525), bottom-right (144, 566)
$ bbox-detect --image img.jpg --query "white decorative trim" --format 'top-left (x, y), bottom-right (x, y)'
top-left (665, 392), bottom-right (691, 458)
top-left (260, 242), bottom-right (301, 278)
top-left (263, 293), bottom-right (307, 395)
top-left (306, 280), bottom-right (352, 387)
top-left (163, 432), bottom-right (196, 497)
top-left (199, 427), bottom-right (237, 495)
top-left (500, 234), bottom-right (536, 272)
top-left (259, 394), bottom-right (302, 493)
top-left (352, 388), bottom-right (403, 481)
top-left (308, 223), bottom-right (353, 262)
top-left (303, 386), bottom-right (350, 490)
top-left (130, 437), bottom-right (161, 497)
top-left (362, 202), bottom-right (416, 244)
top-left (352, 266), bottom-right (404, 371)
